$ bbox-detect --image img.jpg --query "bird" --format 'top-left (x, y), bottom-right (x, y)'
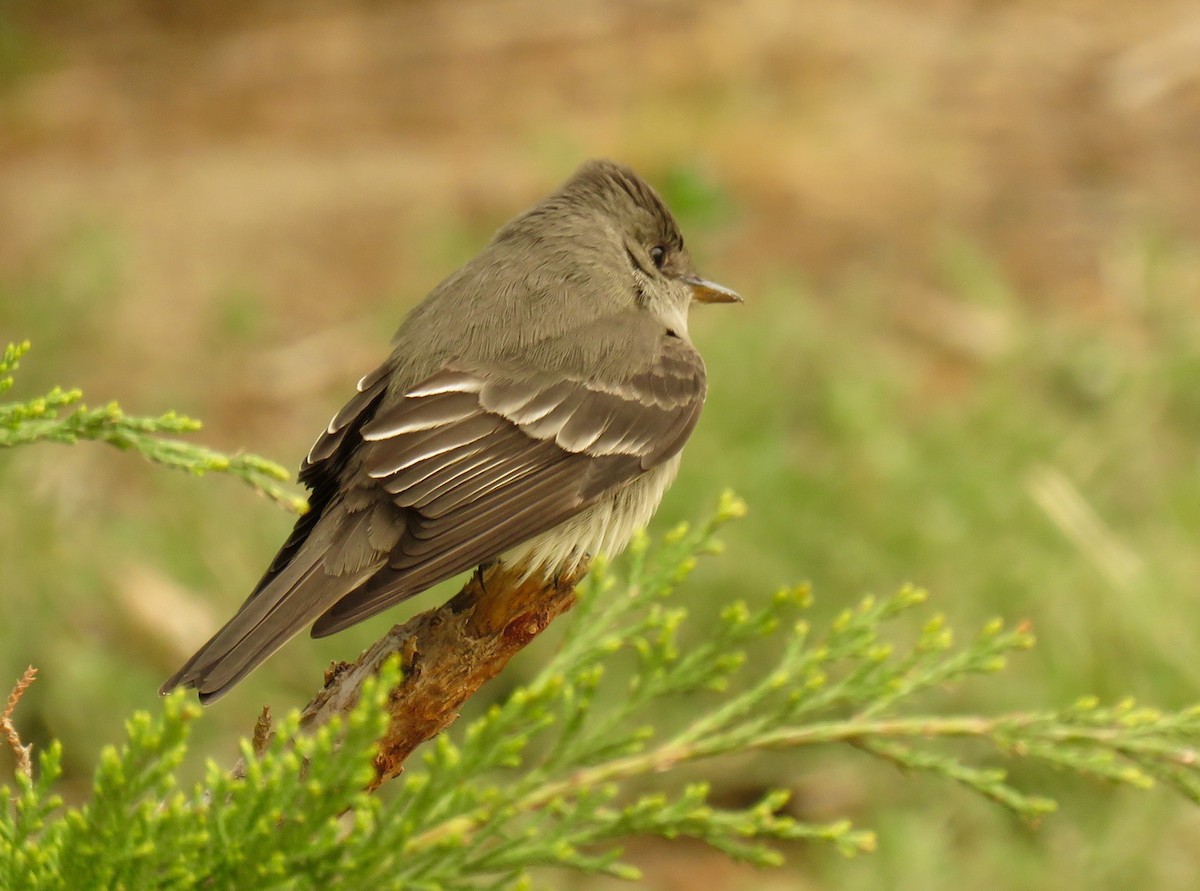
top-left (161, 159), bottom-right (740, 703)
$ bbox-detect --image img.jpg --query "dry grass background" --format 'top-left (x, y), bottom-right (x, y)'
top-left (7, 2), bottom-right (1200, 311)
top-left (3, 2), bottom-right (1200, 888)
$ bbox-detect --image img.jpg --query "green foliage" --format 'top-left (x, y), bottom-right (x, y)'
top-left (0, 341), bottom-right (306, 513)
top-left (2, 667), bottom-right (389, 890)
top-left (5, 493), bottom-right (1200, 888)
top-left (654, 163), bottom-right (735, 233)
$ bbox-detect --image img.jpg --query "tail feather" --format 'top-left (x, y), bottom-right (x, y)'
top-left (160, 545), bottom-right (378, 704)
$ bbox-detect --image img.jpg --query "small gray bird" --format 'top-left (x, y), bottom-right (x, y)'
top-left (162, 159), bottom-right (740, 703)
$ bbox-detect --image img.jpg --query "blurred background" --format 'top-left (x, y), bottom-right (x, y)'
top-left (3, 1), bottom-right (1200, 887)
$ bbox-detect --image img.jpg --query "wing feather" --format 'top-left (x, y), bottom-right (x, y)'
top-left (369, 414), bottom-right (501, 480)
top-left (311, 333), bottom-right (706, 634)
top-left (362, 390), bottom-right (479, 439)
top-left (250, 358), bottom-right (394, 597)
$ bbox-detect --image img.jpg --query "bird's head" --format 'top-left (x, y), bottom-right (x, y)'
top-left (505, 159), bottom-right (741, 336)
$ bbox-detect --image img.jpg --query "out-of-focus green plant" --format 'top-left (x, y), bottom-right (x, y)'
top-left (4, 339), bottom-right (1200, 889)
top-left (0, 341), bottom-right (306, 512)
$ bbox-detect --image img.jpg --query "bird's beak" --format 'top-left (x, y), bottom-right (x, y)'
top-left (684, 275), bottom-right (742, 304)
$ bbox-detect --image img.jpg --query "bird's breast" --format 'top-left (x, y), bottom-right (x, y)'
top-left (502, 453), bottom-right (682, 578)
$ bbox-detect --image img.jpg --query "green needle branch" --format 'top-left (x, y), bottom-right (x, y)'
top-left (0, 341), bottom-right (306, 513)
top-left (5, 345), bottom-right (1200, 888)
top-left (5, 494), bottom-right (1200, 887)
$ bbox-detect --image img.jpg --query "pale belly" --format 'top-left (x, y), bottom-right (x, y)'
top-left (502, 453), bottom-right (682, 577)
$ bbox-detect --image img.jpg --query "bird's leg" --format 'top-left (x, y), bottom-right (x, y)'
top-left (450, 560), bottom-right (498, 614)
top-left (554, 553), bottom-right (591, 593)
top-left (473, 562), bottom-right (489, 596)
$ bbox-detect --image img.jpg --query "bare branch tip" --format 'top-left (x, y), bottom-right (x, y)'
top-left (3, 666), bottom-right (39, 781)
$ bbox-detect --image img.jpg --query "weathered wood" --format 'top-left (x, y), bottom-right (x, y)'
top-left (296, 560), bottom-right (586, 788)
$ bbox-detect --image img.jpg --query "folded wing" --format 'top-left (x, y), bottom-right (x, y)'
top-left (161, 330), bottom-right (706, 702)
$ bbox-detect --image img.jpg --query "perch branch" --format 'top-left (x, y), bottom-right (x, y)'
top-left (296, 559), bottom-right (586, 788)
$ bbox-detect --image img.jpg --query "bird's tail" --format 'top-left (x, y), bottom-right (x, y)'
top-left (159, 547), bottom-right (370, 704)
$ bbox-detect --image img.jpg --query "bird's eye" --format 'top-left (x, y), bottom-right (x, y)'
top-left (649, 245), bottom-right (667, 269)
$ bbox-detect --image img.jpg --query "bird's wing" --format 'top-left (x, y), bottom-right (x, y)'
top-left (162, 330), bottom-right (705, 701)
top-left (309, 331), bottom-right (706, 635)
top-left (244, 359), bottom-right (396, 599)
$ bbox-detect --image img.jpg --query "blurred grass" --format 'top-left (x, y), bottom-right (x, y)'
top-left (5, 212), bottom-right (1200, 886)
top-left (4, 1), bottom-right (1200, 887)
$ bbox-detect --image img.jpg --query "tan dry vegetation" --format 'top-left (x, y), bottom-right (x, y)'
top-left (5, 1), bottom-right (1200, 314)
